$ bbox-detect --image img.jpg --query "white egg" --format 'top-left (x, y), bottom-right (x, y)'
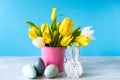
top-left (22, 64), bottom-right (36, 79)
top-left (44, 64), bottom-right (58, 78)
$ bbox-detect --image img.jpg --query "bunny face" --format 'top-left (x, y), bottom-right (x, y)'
top-left (71, 63), bottom-right (77, 67)
top-left (64, 59), bottom-right (83, 78)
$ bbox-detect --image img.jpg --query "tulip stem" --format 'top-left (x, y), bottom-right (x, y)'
top-left (57, 35), bottom-right (62, 46)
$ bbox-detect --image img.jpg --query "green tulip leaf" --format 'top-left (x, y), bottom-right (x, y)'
top-left (58, 13), bottom-right (66, 17)
top-left (74, 31), bottom-right (81, 36)
top-left (70, 42), bottom-right (79, 46)
top-left (51, 21), bottom-right (57, 31)
top-left (72, 25), bottom-right (81, 36)
top-left (39, 29), bottom-right (42, 36)
top-left (53, 30), bottom-right (59, 46)
top-left (25, 21), bottom-right (38, 28)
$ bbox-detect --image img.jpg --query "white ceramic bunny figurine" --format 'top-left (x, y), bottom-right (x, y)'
top-left (74, 46), bottom-right (83, 77)
top-left (64, 46), bottom-right (83, 78)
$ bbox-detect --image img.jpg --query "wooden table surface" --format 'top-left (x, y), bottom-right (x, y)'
top-left (0, 56), bottom-right (120, 80)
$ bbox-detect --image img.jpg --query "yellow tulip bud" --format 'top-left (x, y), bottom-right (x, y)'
top-left (43, 32), bottom-right (51, 44)
top-left (59, 18), bottom-right (74, 37)
top-left (41, 24), bottom-right (49, 34)
top-left (51, 7), bottom-right (56, 22)
top-left (68, 21), bottom-right (74, 35)
top-left (41, 24), bottom-right (46, 32)
top-left (75, 36), bottom-right (91, 46)
top-left (60, 35), bottom-right (74, 46)
top-left (29, 26), bottom-right (40, 40)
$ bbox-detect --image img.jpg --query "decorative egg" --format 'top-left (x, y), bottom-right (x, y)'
top-left (22, 64), bottom-right (36, 79)
top-left (34, 57), bottom-right (45, 76)
top-left (44, 64), bottom-right (58, 79)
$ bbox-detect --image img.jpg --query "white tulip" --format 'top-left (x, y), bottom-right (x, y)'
top-left (81, 26), bottom-right (95, 40)
top-left (32, 37), bottom-right (45, 48)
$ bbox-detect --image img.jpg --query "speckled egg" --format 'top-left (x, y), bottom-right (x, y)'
top-left (34, 58), bottom-right (45, 76)
top-left (44, 64), bottom-right (58, 79)
top-left (22, 64), bottom-right (36, 79)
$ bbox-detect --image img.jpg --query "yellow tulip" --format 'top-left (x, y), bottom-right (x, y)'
top-left (79, 42), bottom-right (88, 46)
top-left (29, 26), bottom-right (40, 40)
top-left (43, 32), bottom-right (51, 44)
top-left (60, 35), bottom-right (74, 46)
top-left (75, 36), bottom-right (91, 46)
top-left (41, 24), bottom-right (50, 34)
top-left (51, 7), bottom-right (56, 22)
top-left (59, 18), bottom-right (74, 37)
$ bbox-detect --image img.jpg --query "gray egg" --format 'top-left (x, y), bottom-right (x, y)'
top-left (34, 57), bottom-right (45, 76)
top-left (22, 64), bottom-right (36, 79)
top-left (44, 64), bottom-right (58, 79)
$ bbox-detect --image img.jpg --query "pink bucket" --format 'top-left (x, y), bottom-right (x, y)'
top-left (41, 47), bottom-right (65, 72)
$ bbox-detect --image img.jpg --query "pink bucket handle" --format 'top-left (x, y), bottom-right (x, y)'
top-left (64, 55), bottom-right (67, 63)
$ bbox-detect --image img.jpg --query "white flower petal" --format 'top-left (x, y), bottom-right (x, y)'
top-left (32, 37), bottom-right (45, 48)
top-left (82, 26), bottom-right (93, 31)
top-left (89, 36), bottom-right (96, 40)
top-left (81, 26), bottom-right (95, 40)
top-left (87, 30), bottom-right (94, 36)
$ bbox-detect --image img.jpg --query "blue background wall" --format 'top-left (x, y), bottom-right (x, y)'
top-left (0, 0), bottom-right (120, 56)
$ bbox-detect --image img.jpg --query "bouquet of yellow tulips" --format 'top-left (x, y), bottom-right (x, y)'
top-left (26, 7), bottom-right (95, 48)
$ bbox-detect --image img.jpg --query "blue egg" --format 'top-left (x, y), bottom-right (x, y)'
top-left (44, 64), bottom-right (58, 79)
top-left (34, 57), bottom-right (45, 76)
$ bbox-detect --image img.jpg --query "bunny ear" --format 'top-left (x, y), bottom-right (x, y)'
top-left (74, 46), bottom-right (80, 61)
top-left (74, 46), bottom-right (80, 54)
top-left (67, 46), bottom-right (73, 55)
top-left (67, 46), bottom-right (76, 61)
